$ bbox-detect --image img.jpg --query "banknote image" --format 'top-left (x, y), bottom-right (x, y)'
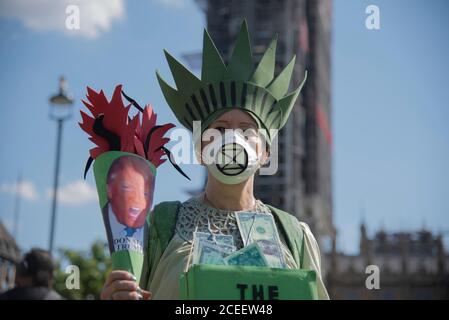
top-left (190, 221), bottom-right (285, 269)
top-left (196, 241), bottom-right (235, 266)
top-left (224, 242), bottom-right (268, 267)
top-left (236, 212), bottom-right (286, 268)
top-left (192, 232), bottom-right (236, 265)
top-left (193, 232), bottom-right (235, 247)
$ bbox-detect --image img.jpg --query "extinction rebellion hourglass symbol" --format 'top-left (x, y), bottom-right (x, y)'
top-left (216, 143), bottom-right (249, 176)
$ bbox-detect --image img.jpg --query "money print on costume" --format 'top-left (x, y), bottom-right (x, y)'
top-left (236, 212), bottom-right (286, 268)
top-left (192, 232), bottom-right (236, 265)
top-left (197, 241), bottom-right (235, 266)
top-left (224, 243), bottom-right (268, 267)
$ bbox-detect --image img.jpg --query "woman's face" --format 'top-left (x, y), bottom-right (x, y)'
top-left (201, 109), bottom-right (269, 165)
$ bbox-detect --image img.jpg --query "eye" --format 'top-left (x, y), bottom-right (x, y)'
top-left (244, 128), bottom-right (258, 136)
top-left (213, 126), bottom-right (226, 133)
top-left (121, 184), bottom-right (132, 190)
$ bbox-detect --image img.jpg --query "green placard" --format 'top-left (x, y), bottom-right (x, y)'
top-left (111, 250), bottom-right (144, 279)
top-left (92, 151), bottom-right (157, 281)
top-left (179, 264), bottom-right (318, 300)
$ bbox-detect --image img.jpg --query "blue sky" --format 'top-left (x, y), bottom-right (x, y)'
top-left (0, 0), bottom-right (448, 255)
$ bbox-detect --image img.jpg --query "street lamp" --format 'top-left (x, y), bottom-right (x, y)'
top-left (48, 76), bottom-right (73, 254)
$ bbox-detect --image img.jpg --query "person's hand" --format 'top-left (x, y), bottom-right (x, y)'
top-left (101, 270), bottom-right (152, 300)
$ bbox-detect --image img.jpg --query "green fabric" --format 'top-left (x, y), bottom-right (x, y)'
top-left (140, 201), bottom-right (181, 287)
top-left (156, 19), bottom-right (307, 144)
top-left (142, 201), bottom-right (306, 289)
top-left (266, 205), bottom-right (305, 268)
top-left (153, 201), bottom-right (181, 253)
top-left (179, 264), bottom-right (317, 300)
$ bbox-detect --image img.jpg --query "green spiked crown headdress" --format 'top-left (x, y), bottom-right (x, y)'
top-left (156, 19), bottom-right (307, 144)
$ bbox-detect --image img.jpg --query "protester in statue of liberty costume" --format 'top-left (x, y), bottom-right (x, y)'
top-left (101, 20), bottom-right (329, 300)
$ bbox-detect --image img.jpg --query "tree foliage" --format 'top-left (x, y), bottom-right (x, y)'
top-left (54, 240), bottom-right (111, 300)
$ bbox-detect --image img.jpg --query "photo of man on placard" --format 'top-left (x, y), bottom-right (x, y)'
top-left (102, 155), bottom-right (155, 254)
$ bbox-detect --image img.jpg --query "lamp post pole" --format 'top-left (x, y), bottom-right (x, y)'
top-left (48, 76), bottom-right (73, 254)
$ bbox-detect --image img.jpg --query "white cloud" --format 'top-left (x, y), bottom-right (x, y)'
top-left (0, 180), bottom-right (39, 201)
top-left (47, 180), bottom-right (98, 206)
top-left (0, 0), bottom-right (125, 39)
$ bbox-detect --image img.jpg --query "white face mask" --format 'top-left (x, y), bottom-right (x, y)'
top-left (202, 130), bottom-right (260, 185)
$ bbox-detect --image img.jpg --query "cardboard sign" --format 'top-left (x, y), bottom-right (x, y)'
top-left (179, 264), bottom-right (318, 300)
top-left (93, 151), bottom-right (156, 280)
